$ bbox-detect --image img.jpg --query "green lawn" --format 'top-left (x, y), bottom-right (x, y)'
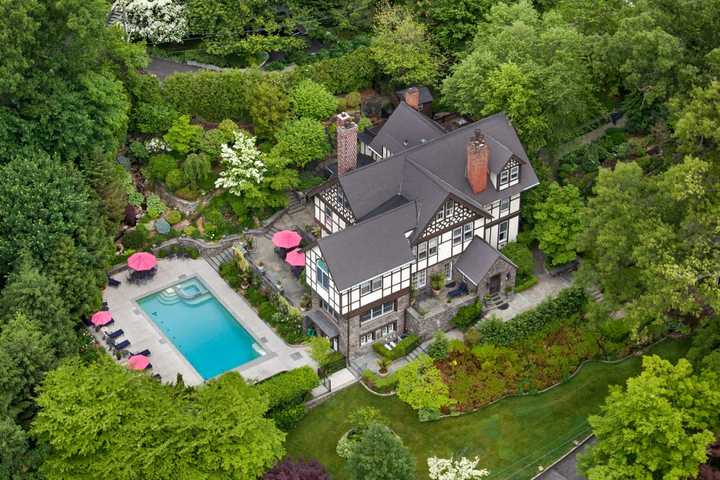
top-left (286, 338), bottom-right (690, 480)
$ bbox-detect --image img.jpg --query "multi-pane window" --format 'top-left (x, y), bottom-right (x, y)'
top-left (324, 204), bottom-right (332, 228)
top-left (498, 221), bottom-right (509, 244)
top-left (359, 332), bottom-right (374, 346)
top-left (319, 298), bottom-right (340, 320)
top-left (452, 227), bottom-right (463, 245)
top-left (510, 165), bottom-right (519, 182)
top-left (360, 301), bottom-right (395, 324)
top-left (463, 223), bottom-right (474, 242)
top-left (317, 259), bottom-right (330, 290)
top-left (413, 269), bottom-right (427, 289)
top-left (499, 169), bottom-right (510, 186)
top-left (428, 237), bottom-right (438, 256)
top-left (360, 276), bottom-right (383, 296)
top-left (444, 261), bottom-right (453, 279)
top-left (418, 242), bottom-right (427, 260)
top-left (445, 200), bottom-right (454, 218)
top-left (500, 198), bottom-right (510, 216)
top-left (377, 322), bottom-right (396, 338)
top-left (436, 208), bottom-right (445, 222)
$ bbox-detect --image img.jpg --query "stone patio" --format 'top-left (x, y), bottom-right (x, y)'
top-left (490, 273), bottom-right (573, 321)
top-left (247, 204), bottom-right (316, 307)
top-left (99, 257), bottom-right (316, 386)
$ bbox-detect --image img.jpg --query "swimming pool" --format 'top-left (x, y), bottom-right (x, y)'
top-left (137, 277), bottom-right (264, 379)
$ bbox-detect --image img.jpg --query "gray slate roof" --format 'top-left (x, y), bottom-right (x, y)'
top-left (369, 102), bottom-right (445, 154)
top-left (454, 237), bottom-right (516, 285)
top-left (317, 202), bottom-right (417, 290)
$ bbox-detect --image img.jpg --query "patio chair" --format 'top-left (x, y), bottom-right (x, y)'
top-left (145, 363), bottom-right (153, 370)
top-left (101, 301), bottom-right (109, 311)
top-left (107, 276), bottom-right (121, 287)
top-left (151, 373), bottom-right (162, 381)
top-left (132, 349), bottom-right (151, 357)
top-left (113, 339), bottom-right (131, 351)
top-left (95, 318), bottom-right (114, 331)
top-left (447, 282), bottom-right (468, 299)
top-left (105, 329), bottom-right (124, 339)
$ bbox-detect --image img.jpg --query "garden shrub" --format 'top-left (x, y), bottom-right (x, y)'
top-left (501, 242), bottom-right (534, 284)
top-left (145, 194), bottom-right (167, 219)
top-left (270, 403), bottom-right (306, 431)
top-left (396, 355), bottom-right (454, 414)
top-left (264, 458), bottom-right (330, 480)
top-left (129, 141), bottom-right (149, 162)
top-left (165, 168), bottom-right (185, 191)
top-left (289, 80), bottom-right (337, 120)
top-left (146, 154), bottom-right (177, 183)
top-left (175, 187), bottom-right (200, 201)
top-left (357, 116), bottom-right (372, 132)
top-left (163, 114), bottom-right (204, 154)
top-left (122, 224), bottom-right (149, 250)
top-left (183, 152), bottom-right (212, 189)
top-left (451, 300), bottom-right (484, 330)
top-left (474, 287), bottom-right (587, 346)
top-left (514, 275), bottom-right (539, 293)
top-left (427, 331), bottom-right (449, 360)
top-left (372, 334), bottom-right (421, 361)
top-left (164, 210), bottom-right (182, 225)
top-left (272, 118), bottom-right (330, 168)
top-left (290, 47), bottom-right (377, 95)
top-left (219, 260), bottom-right (244, 289)
top-left (318, 351), bottom-right (346, 377)
top-left (345, 91), bottom-right (362, 109)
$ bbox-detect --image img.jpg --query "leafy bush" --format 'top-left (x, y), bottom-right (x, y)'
top-left (270, 403), bottom-right (306, 431)
top-left (165, 168), bottom-right (185, 191)
top-left (514, 275), bottom-right (539, 293)
top-left (337, 433), bottom-right (357, 459)
top-left (345, 91), bottom-right (362, 109)
top-left (427, 331), bottom-right (449, 361)
top-left (451, 300), bottom-right (484, 330)
top-left (290, 47), bottom-right (377, 95)
top-left (122, 224), bottom-right (149, 250)
top-left (264, 458), bottom-right (330, 480)
top-left (146, 154), bottom-right (178, 183)
top-left (164, 210), bottom-right (182, 225)
top-left (145, 194), bottom-right (167, 219)
top-left (373, 334), bottom-right (421, 361)
top-left (272, 118), bottom-right (330, 168)
top-left (254, 366), bottom-right (319, 412)
top-left (357, 116), bottom-right (372, 132)
top-left (290, 80), bottom-right (337, 120)
top-left (501, 243), bottom-right (534, 284)
top-left (396, 355), bottom-right (453, 413)
top-left (474, 287), bottom-right (587, 346)
top-left (163, 114), bottom-right (204, 155)
top-left (319, 350), bottom-right (346, 377)
top-left (129, 141), bottom-right (149, 162)
top-left (183, 152), bottom-right (212, 189)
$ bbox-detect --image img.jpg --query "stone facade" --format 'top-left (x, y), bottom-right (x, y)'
top-left (406, 296), bottom-right (477, 340)
top-left (473, 257), bottom-right (516, 298)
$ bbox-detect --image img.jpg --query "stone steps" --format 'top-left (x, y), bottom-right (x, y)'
top-left (263, 225), bottom-right (280, 240)
top-left (204, 249), bottom-right (235, 271)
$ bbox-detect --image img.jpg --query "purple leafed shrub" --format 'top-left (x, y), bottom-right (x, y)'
top-left (264, 457), bottom-right (330, 480)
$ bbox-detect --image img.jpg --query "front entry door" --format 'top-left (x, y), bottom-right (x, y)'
top-left (488, 274), bottom-right (501, 294)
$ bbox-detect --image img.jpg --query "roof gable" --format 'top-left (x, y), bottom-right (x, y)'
top-left (369, 102), bottom-right (445, 154)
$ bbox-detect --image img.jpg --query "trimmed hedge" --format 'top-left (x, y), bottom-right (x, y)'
top-left (161, 48), bottom-right (377, 123)
top-left (255, 366), bottom-right (320, 411)
top-left (372, 334), bottom-right (421, 361)
top-left (514, 275), bottom-right (539, 293)
top-left (474, 287), bottom-right (587, 346)
top-left (270, 403), bottom-right (306, 431)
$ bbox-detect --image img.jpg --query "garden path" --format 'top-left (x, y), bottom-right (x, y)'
top-left (492, 273), bottom-right (573, 322)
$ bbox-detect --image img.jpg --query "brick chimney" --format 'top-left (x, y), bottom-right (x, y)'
top-left (336, 112), bottom-right (358, 175)
top-left (466, 130), bottom-right (489, 193)
top-left (404, 87), bottom-right (420, 110)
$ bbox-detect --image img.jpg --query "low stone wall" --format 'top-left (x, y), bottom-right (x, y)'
top-left (154, 184), bottom-right (217, 216)
top-left (406, 296), bottom-right (476, 340)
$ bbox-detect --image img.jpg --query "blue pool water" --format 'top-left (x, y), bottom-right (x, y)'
top-left (138, 277), bottom-right (263, 379)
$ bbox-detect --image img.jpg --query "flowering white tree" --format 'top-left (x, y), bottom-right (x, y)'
top-left (121, 0), bottom-right (187, 44)
top-left (427, 456), bottom-right (490, 480)
top-left (215, 131), bottom-right (267, 196)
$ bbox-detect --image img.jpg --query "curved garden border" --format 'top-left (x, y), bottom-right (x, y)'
top-left (359, 335), bottom-right (678, 417)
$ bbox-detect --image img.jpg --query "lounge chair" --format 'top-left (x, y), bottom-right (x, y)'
top-left (131, 349), bottom-right (151, 357)
top-left (146, 363), bottom-right (153, 370)
top-left (101, 301), bottom-right (109, 311)
top-left (113, 339), bottom-right (130, 351)
top-left (448, 282), bottom-right (468, 299)
top-left (105, 329), bottom-right (124, 339)
top-left (107, 276), bottom-right (121, 287)
top-left (151, 373), bottom-right (162, 381)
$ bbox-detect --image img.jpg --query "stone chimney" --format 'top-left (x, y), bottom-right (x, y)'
top-left (336, 112), bottom-right (358, 175)
top-left (466, 130), bottom-right (489, 193)
top-left (404, 87), bottom-right (420, 110)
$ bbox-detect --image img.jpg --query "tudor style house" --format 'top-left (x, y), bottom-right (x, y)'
top-left (304, 92), bottom-right (539, 357)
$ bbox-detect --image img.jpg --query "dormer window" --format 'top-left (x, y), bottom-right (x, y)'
top-left (510, 165), bottom-right (519, 182)
top-left (499, 169), bottom-right (510, 186)
top-left (445, 200), bottom-right (454, 218)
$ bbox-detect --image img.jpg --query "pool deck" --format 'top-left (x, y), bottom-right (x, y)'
top-left (100, 258), bottom-right (316, 386)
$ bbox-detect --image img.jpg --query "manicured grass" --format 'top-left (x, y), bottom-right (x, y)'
top-left (286, 337), bottom-right (690, 480)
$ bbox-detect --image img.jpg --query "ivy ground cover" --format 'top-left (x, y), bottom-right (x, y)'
top-left (286, 337), bottom-right (689, 480)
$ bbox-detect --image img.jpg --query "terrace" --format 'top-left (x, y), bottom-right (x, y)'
top-left (97, 256), bottom-right (316, 386)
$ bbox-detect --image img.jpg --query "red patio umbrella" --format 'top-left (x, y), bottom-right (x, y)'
top-left (127, 355), bottom-right (150, 371)
top-left (285, 248), bottom-right (305, 267)
top-left (272, 230), bottom-right (302, 249)
top-left (127, 252), bottom-right (157, 271)
top-left (90, 311), bottom-right (113, 326)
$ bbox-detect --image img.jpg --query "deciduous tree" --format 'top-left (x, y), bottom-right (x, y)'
top-left (533, 183), bottom-right (584, 266)
top-left (396, 354), bottom-right (453, 412)
top-left (289, 80), bottom-right (337, 121)
top-left (273, 118), bottom-right (330, 168)
top-left (347, 423), bottom-right (416, 480)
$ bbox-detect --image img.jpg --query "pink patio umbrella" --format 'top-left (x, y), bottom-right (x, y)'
top-left (285, 248), bottom-right (305, 267)
top-left (127, 354), bottom-right (150, 371)
top-left (90, 310), bottom-right (113, 327)
top-left (127, 252), bottom-right (157, 271)
top-left (272, 230), bottom-right (302, 249)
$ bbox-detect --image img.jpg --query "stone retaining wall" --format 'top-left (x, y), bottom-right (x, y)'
top-left (406, 296), bottom-right (477, 340)
top-left (154, 184), bottom-right (217, 216)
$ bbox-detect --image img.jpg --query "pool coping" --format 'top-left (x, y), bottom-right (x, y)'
top-left (131, 273), bottom-right (279, 382)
